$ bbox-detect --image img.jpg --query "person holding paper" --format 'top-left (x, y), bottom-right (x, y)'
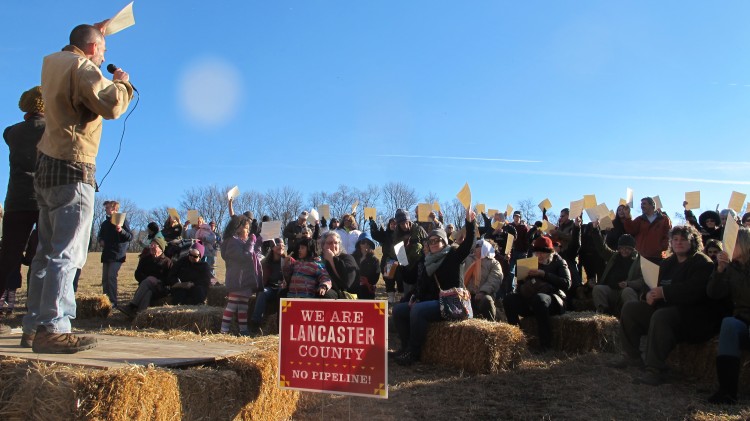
top-left (334, 213), bottom-right (362, 254)
top-left (97, 200), bottom-right (132, 306)
top-left (622, 197), bottom-right (672, 262)
top-left (161, 215), bottom-right (183, 242)
top-left (742, 213), bottom-right (750, 228)
top-left (0, 86), bottom-right (45, 332)
top-left (507, 210), bottom-right (531, 296)
top-left (283, 211), bottom-right (312, 254)
top-left (353, 232), bottom-right (381, 300)
top-left (706, 227), bottom-right (750, 404)
top-left (615, 225), bottom-right (724, 386)
top-left (604, 205), bottom-right (630, 251)
top-left (462, 239), bottom-right (504, 321)
top-left (503, 236), bottom-right (571, 351)
top-left (370, 217), bottom-right (399, 303)
top-left (392, 208), bottom-right (429, 297)
top-left (251, 237), bottom-right (287, 334)
top-left (320, 231), bottom-right (360, 299)
top-left (391, 207), bottom-right (476, 366)
top-left (283, 237), bottom-right (337, 299)
top-left (21, 22), bottom-right (134, 353)
top-left (683, 204), bottom-right (722, 245)
top-left (589, 229), bottom-right (640, 316)
top-left (550, 208), bottom-right (582, 306)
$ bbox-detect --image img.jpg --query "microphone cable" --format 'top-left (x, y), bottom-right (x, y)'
top-left (96, 88), bottom-right (139, 192)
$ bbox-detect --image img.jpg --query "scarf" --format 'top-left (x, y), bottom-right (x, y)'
top-left (425, 246), bottom-right (451, 277)
top-left (463, 240), bottom-right (495, 290)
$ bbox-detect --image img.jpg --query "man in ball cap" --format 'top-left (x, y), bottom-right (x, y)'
top-left (505, 210), bottom-right (531, 299)
top-left (503, 235), bottom-right (571, 351)
top-left (392, 208), bottom-right (428, 297)
top-left (590, 232), bottom-right (640, 316)
top-left (117, 237), bottom-right (173, 319)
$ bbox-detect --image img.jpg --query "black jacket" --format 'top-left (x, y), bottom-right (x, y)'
top-left (98, 217), bottom-right (133, 263)
top-left (3, 115), bottom-right (44, 212)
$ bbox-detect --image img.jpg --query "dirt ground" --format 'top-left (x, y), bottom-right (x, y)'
top-left (2, 252), bottom-right (749, 420)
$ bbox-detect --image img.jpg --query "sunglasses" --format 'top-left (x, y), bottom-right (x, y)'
top-left (189, 252), bottom-right (201, 258)
top-left (428, 238), bottom-right (443, 245)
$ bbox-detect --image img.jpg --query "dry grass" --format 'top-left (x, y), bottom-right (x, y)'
top-left (3, 253), bottom-right (750, 419)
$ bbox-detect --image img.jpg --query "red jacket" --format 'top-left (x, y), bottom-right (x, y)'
top-left (622, 212), bottom-right (672, 260)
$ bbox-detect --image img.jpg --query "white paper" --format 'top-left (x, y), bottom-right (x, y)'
top-left (626, 187), bottom-right (634, 208)
top-left (227, 186), bottom-right (240, 201)
top-left (640, 257), bottom-right (660, 289)
top-left (106, 2), bottom-right (135, 36)
top-left (394, 241), bottom-right (409, 266)
top-left (569, 199), bottom-right (585, 219)
top-left (260, 220), bottom-right (282, 241)
top-left (653, 195), bottom-right (663, 210)
top-left (723, 215), bottom-right (740, 262)
top-left (308, 209), bottom-right (320, 225)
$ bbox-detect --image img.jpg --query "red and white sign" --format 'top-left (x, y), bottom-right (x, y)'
top-left (278, 298), bottom-right (388, 398)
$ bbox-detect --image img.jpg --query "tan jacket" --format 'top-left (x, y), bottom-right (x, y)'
top-left (38, 45), bottom-right (133, 164)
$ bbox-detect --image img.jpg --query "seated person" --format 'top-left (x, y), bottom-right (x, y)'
top-left (167, 242), bottom-right (212, 305)
top-left (283, 237), bottom-right (337, 299)
top-left (352, 231), bottom-right (381, 300)
top-left (250, 237), bottom-right (287, 335)
top-left (503, 236), bottom-right (571, 350)
top-left (118, 237), bottom-right (173, 317)
top-left (161, 215), bottom-right (182, 242)
top-left (462, 239), bottom-right (504, 321)
top-left (613, 225), bottom-right (725, 386)
top-left (141, 221), bottom-right (165, 250)
top-left (321, 231), bottom-right (360, 299)
top-left (704, 239), bottom-right (723, 265)
top-left (590, 227), bottom-right (640, 316)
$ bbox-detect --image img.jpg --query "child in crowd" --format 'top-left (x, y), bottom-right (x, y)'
top-left (220, 215), bottom-right (262, 335)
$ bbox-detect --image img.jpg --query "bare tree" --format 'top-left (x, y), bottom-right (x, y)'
top-left (325, 184), bottom-right (359, 222)
top-left (149, 206), bottom-right (172, 227)
top-left (442, 199), bottom-right (466, 229)
top-left (265, 186), bottom-right (304, 227)
top-left (423, 191), bottom-right (440, 204)
top-left (90, 196), bottom-right (146, 252)
top-left (355, 184), bottom-right (382, 229)
top-left (179, 184), bottom-right (230, 229)
top-left (382, 181), bottom-right (418, 220)
top-left (516, 198), bottom-right (539, 224)
top-left (233, 189), bottom-right (267, 221)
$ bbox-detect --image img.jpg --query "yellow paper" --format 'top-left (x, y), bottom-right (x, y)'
top-left (476, 204), bottom-right (486, 215)
top-left (626, 187), bottom-right (634, 208)
top-left (456, 183), bottom-right (471, 209)
top-left (599, 215), bottom-right (614, 230)
top-left (227, 186), bottom-right (240, 201)
top-left (111, 212), bottom-right (126, 226)
top-left (538, 198), bottom-right (552, 212)
top-left (569, 199), bottom-right (584, 219)
top-left (488, 209), bottom-right (499, 218)
top-left (167, 208), bottom-right (180, 221)
top-left (105, 2), bottom-right (135, 36)
top-left (723, 215), bottom-right (740, 262)
top-left (653, 195), bottom-right (663, 210)
top-left (683, 191), bottom-right (700, 210)
top-left (541, 220), bottom-right (552, 232)
top-left (583, 194), bottom-right (597, 209)
top-left (187, 210), bottom-right (200, 224)
top-left (433, 201), bottom-right (441, 212)
top-left (640, 257), bottom-right (660, 289)
top-left (586, 203), bottom-right (610, 222)
top-left (728, 191), bottom-right (747, 213)
top-left (506, 204), bottom-right (514, 217)
top-left (417, 203), bottom-right (432, 222)
top-left (516, 257), bottom-right (538, 281)
top-left (609, 210), bottom-right (616, 220)
top-left (505, 233), bottom-right (515, 254)
top-left (319, 204), bottom-right (331, 220)
top-left (491, 220), bottom-right (503, 230)
top-left (364, 207), bottom-right (377, 221)
top-left (351, 200), bottom-right (359, 214)
top-left (619, 198), bottom-right (627, 206)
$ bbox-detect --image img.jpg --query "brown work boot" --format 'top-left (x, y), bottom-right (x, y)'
top-left (0, 324), bottom-right (10, 335)
top-left (20, 332), bottom-right (35, 348)
top-left (31, 326), bottom-right (97, 354)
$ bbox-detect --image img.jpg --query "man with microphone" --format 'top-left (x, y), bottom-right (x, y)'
top-left (20, 21), bottom-right (133, 353)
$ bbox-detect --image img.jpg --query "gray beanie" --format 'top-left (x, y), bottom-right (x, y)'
top-left (395, 208), bottom-right (410, 223)
top-left (428, 228), bottom-right (448, 245)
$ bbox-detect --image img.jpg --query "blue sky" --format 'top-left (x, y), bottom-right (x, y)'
top-left (2, 1), bottom-right (750, 221)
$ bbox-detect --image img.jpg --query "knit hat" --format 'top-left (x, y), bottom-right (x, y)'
top-left (147, 222), bottom-right (160, 234)
top-left (532, 236), bottom-right (554, 253)
top-left (191, 241), bottom-right (205, 258)
top-left (428, 228), bottom-right (448, 245)
top-left (743, 212), bottom-right (750, 225)
top-left (699, 210), bottom-right (720, 227)
top-left (19, 86), bottom-right (44, 114)
top-left (617, 234), bottom-right (636, 249)
top-left (395, 208), bottom-right (410, 223)
top-left (151, 236), bottom-right (167, 252)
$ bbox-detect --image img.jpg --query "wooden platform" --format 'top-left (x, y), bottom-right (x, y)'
top-left (0, 329), bottom-right (250, 369)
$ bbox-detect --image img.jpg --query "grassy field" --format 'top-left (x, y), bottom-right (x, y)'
top-left (1, 252), bottom-right (749, 420)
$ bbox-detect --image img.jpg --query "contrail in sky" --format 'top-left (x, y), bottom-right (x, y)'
top-left (376, 154), bottom-right (541, 163)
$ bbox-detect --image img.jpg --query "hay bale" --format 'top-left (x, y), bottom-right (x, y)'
top-left (221, 349), bottom-right (300, 420)
top-left (76, 366), bottom-right (181, 420)
top-left (133, 305), bottom-right (223, 333)
top-left (0, 359), bottom-right (77, 421)
top-left (570, 297), bottom-right (595, 312)
top-left (420, 319), bottom-right (527, 374)
top-left (205, 285), bottom-right (228, 307)
top-left (261, 312), bottom-right (279, 335)
top-left (668, 337), bottom-right (750, 391)
top-left (175, 368), bottom-right (245, 420)
top-left (518, 311), bottom-right (620, 353)
top-left (75, 293), bottom-right (112, 319)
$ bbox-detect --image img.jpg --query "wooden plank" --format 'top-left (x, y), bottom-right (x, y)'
top-left (0, 332), bottom-right (250, 369)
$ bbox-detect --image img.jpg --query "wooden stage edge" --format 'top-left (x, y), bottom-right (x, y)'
top-left (0, 329), bottom-right (251, 369)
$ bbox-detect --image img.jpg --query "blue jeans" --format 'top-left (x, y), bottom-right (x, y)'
top-left (718, 316), bottom-right (750, 358)
top-left (252, 287), bottom-right (279, 324)
top-left (392, 300), bottom-right (441, 356)
top-left (23, 182), bottom-right (95, 334)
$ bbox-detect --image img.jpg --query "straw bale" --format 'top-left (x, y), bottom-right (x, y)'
top-left (175, 368), bottom-right (245, 420)
top-left (262, 312), bottom-right (279, 335)
top-left (570, 297), bottom-right (595, 312)
top-left (0, 361), bottom-right (78, 421)
top-left (519, 311), bottom-right (620, 353)
top-left (76, 366), bottom-right (181, 421)
top-left (75, 293), bottom-right (113, 319)
top-left (420, 319), bottom-right (527, 374)
top-left (205, 285), bottom-right (228, 307)
top-left (220, 348), bottom-right (300, 421)
top-left (132, 305), bottom-right (223, 333)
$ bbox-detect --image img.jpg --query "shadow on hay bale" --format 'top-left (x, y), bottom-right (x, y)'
top-left (518, 311), bottom-right (619, 353)
top-left (0, 345), bottom-right (299, 420)
top-left (420, 319), bottom-right (526, 374)
top-left (133, 305), bottom-right (223, 333)
top-left (205, 284), bottom-right (228, 307)
top-left (668, 336), bottom-right (750, 392)
top-left (75, 293), bottom-right (112, 319)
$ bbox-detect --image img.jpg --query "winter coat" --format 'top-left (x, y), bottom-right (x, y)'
top-left (220, 235), bottom-right (262, 296)
top-left (462, 253), bottom-right (503, 296)
top-left (134, 253), bottom-right (172, 284)
top-left (98, 217), bottom-right (133, 263)
top-left (622, 212), bottom-right (672, 260)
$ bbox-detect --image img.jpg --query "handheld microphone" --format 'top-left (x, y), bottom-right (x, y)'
top-left (106, 64), bottom-right (137, 92)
